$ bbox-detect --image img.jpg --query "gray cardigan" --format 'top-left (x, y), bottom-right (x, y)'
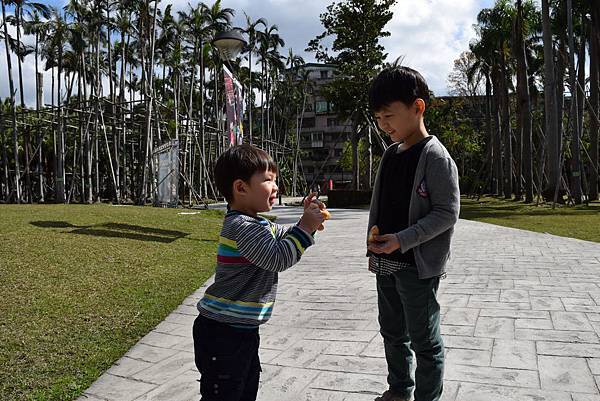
top-left (367, 135), bottom-right (460, 279)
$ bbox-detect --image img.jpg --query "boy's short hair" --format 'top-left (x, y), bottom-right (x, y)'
top-left (369, 64), bottom-right (430, 112)
top-left (215, 144), bottom-right (278, 203)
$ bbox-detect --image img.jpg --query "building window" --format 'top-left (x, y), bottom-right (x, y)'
top-left (315, 101), bottom-right (328, 114)
top-left (327, 118), bottom-right (338, 127)
top-left (301, 117), bottom-right (315, 128)
top-left (304, 102), bottom-right (314, 112)
top-left (311, 132), bottom-right (323, 148)
top-left (320, 70), bottom-right (329, 79)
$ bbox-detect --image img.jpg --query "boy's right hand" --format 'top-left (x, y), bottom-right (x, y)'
top-left (303, 192), bottom-right (325, 210)
top-left (298, 202), bottom-right (326, 233)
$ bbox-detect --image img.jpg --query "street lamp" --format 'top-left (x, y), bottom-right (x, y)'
top-left (212, 29), bottom-right (247, 61)
top-left (212, 29), bottom-right (247, 150)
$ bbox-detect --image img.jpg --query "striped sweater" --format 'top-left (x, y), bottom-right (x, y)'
top-left (197, 210), bottom-right (315, 327)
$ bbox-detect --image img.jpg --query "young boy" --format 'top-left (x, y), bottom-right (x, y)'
top-left (366, 65), bottom-right (460, 401)
top-left (193, 144), bottom-right (326, 401)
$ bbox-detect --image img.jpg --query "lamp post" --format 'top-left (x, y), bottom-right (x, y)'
top-left (213, 29), bottom-right (247, 61)
top-left (213, 30), bottom-right (283, 204)
top-left (213, 29), bottom-right (247, 148)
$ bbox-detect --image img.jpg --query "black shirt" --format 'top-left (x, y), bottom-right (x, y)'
top-left (376, 136), bottom-right (432, 263)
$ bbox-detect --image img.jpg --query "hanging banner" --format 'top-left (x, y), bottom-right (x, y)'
top-left (223, 65), bottom-right (244, 146)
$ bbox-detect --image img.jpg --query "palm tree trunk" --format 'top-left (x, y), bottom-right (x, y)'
top-left (248, 49), bottom-right (253, 144)
top-left (120, 29), bottom-right (129, 200)
top-left (106, 0), bottom-right (120, 198)
top-left (2, 0), bottom-right (21, 203)
top-left (15, 4), bottom-right (32, 202)
top-left (56, 43), bottom-right (66, 203)
top-left (94, 33), bottom-right (101, 202)
top-left (541, 0), bottom-right (561, 200)
top-left (515, 0), bottom-right (533, 202)
top-left (566, 0), bottom-right (582, 204)
top-left (577, 22), bottom-right (587, 198)
top-left (485, 71), bottom-right (496, 194)
top-left (183, 39), bottom-right (198, 204)
top-left (140, 0), bottom-right (158, 204)
top-left (35, 33), bottom-right (44, 202)
top-left (491, 65), bottom-right (503, 196)
top-left (590, 8), bottom-right (600, 201)
top-left (78, 64), bottom-right (84, 203)
top-left (498, 49), bottom-right (512, 199)
top-left (261, 59), bottom-right (265, 148)
top-left (200, 39), bottom-right (207, 198)
top-left (81, 51), bottom-right (92, 204)
top-left (0, 106), bottom-right (9, 200)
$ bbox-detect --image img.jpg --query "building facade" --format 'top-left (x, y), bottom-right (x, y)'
top-left (296, 63), bottom-right (354, 192)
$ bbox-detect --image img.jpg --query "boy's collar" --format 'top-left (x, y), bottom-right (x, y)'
top-left (226, 209), bottom-right (267, 221)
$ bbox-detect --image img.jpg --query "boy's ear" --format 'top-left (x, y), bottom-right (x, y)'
top-left (232, 179), bottom-right (248, 198)
top-left (415, 98), bottom-right (426, 116)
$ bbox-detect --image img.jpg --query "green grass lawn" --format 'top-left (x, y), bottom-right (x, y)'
top-left (0, 204), bottom-right (223, 401)
top-left (460, 196), bottom-right (600, 243)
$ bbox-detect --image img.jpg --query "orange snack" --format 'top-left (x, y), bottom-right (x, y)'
top-left (368, 225), bottom-right (379, 243)
top-left (321, 209), bottom-right (331, 220)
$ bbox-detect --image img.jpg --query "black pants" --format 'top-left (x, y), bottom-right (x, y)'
top-left (193, 315), bottom-right (261, 401)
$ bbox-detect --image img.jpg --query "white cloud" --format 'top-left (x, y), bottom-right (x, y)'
top-left (215, 0), bottom-right (494, 95)
top-left (381, 0), bottom-right (495, 95)
top-left (0, 14), bottom-right (61, 108)
top-left (1, 0), bottom-right (495, 106)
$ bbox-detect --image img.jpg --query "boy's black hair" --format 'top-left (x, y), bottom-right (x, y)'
top-left (215, 144), bottom-right (278, 203)
top-left (369, 64), bottom-right (430, 112)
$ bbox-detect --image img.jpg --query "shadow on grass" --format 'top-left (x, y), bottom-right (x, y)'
top-left (31, 221), bottom-right (189, 243)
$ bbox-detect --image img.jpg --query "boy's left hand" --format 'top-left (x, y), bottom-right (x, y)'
top-left (367, 234), bottom-right (401, 254)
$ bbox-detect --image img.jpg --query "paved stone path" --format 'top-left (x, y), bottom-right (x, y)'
top-left (79, 206), bottom-right (600, 401)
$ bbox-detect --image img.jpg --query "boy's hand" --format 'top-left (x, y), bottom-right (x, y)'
top-left (367, 234), bottom-right (401, 254)
top-left (303, 192), bottom-right (326, 211)
top-left (298, 202), bottom-right (326, 233)
top-left (303, 192), bottom-right (328, 231)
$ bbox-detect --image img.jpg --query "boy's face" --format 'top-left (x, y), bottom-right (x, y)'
top-left (232, 168), bottom-right (278, 215)
top-left (374, 100), bottom-right (422, 143)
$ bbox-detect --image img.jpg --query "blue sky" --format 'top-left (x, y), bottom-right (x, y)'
top-left (1, 0), bottom-right (496, 105)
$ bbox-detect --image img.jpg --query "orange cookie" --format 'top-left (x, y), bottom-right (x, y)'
top-left (368, 225), bottom-right (379, 242)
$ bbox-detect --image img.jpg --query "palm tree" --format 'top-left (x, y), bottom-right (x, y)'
top-left (470, 38), bottom-right (501, 195)
top-left (566, 0), bottom-right (582, 204)
top-left (1, 0), bottom-right (21, 203)
top-left (590, 1), bottom-right (600, 200)
top-left (541, 0), bottom-right (561, 200)
top-left (23, 10), bottom-right (49, 201)
top-left (257, 24), bottom-right (284, 151)
top-left (9, 1), bottom-right (50, 202)
top-left (114, 0), bottom-right (135, 201)
top-left (473, 4), bottom-right (514, 198)
top-left (513, 0), bottom-right (535, 202)
top-left (243, 14), bottom-right (267, 145)
top-left (45, 7), bottom-right (70, 203)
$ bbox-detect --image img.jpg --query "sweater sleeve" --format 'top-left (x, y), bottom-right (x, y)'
top-left (395, 156), bottom-right (460, 252)
top-left (236, 219), bottom-right (315, 272)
